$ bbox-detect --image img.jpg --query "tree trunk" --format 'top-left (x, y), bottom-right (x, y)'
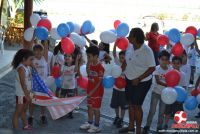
top-left (23, 0), bottom-right (33, 49)
top-left (0, 0), bottom-right (4, 26)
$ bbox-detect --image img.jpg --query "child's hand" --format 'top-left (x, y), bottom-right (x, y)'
top-left (132, 78), bottom-right (140, 86)
top-left (24, 91), bottom-right (31, 102)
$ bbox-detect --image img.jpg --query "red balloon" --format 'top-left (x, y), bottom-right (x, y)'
top-left (115, 37), bottom-right (129, 50)
top-left (114, 20), bottom-right (121, 29)
top-left (77, 76), bottom-right (88, 90)
top-left (115, 77), bottom-right (126, 89)
top-left (171, 43), bottom-right (184, 56)
top-left (165, 69), bottom-right (181, 87)
top-left (37, 18), bottom-right (52, 31)
top-left (157, 35), bottom-right (169, 46)
top-left (61, 37), bottom-right (75, 54)
top-left (191, 89), bottom-right (200, 96)
top-left (185, 26), bottom-right (197, 37)
top-left (51, 65), bottom-right (60, 78)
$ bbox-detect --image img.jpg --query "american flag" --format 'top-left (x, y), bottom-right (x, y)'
top-left (31, 68), bottom-right (86, 120)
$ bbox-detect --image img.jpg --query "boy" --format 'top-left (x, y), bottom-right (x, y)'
top-left (143, 50), bottom-right (171, 133)
top-left (80, 46), bottom-right (105, 133)
top-left (164, 56), bottom-right (187, 129)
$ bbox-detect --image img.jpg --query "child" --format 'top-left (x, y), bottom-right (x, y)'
top-left (110, 43), bottom-right (128, 128)
top-left (60, 53), bottom-right (81, 118)
top-left (164, 56), bottom-right (187, 129)
top-left (80, 46), bottom-right (105, 133)
top-left (28, 41), bottom-right (48, 126)
top-left (12, 49), bottom-right (34, 130)
top-left (143, 50), bottom-right (171, 133)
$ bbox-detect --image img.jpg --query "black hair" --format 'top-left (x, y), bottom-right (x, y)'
top-left (100, 42), bottom-right (110, 54)
top-left (33, 44), bottom-right (44, 51)
top-left (53, 42), bottom-right (62, 55)
top-left (150, 22), bottom-right (159, 32)
top-left (91, 40), bottom-right (98, 46)
top-left (129, 28), bottom-right (145, 44)
top-left (182, 50), bottom-right (187, 55)
top-left (158, 50), bottom-right (170, 59)
top-left (41, 40), bottom-right (50, 45)
top-left (119, 51), bottom-right (125, 56)
top-left (172, 56), bottom-right (182, 64)
top-left (12, 49), bottom-right (34, 69)
top-left (86, 45), bottom-right (99, 56)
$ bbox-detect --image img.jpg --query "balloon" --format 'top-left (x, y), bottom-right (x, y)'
top-left (74, 23), bottom-right (81, 34)
top-left (37, 18), bottom-right (52, 31)
top-left (197, 94), bottom-right (200, 103)
top-left (111, 64), bottom-right (122, 78)
top-left (69, 33), bottom-right (86, 48)
top-left (115, 37), bottom-right (129, 50)
top-left (164, 31), bottom-right (169, 36)
top-left (157, 35), bottom-right (169, 46)
top-left (45, 76), bottom-right (55, 89)
top-left (55, 77), bottom-right (62, 88)
top-left (50, 28), bottom-right (61, 40)
top-left (191, 89), bottom-right (200, 96)
top-left (103, 76), bottom-right (115, 88)
top-left (185, 26), bottom-right (197, 37)
top-left (24, 27), bottom-right (35, 41)
top-left (89, 25), bottom-right (95, 34)
top-left (168, 28), bottom-right (181, 43)
top-left (57, 23), bottom-right (70, 38)
top-left (110, 29), bottom-right (117, 34)
top-left (80, 65), bottom-right (88, 77)
top-left (77, 76), bottom-right (88, 90)
top-left (171, 43), bottom-right (184, 56)
top-left (161, 87), bottom-right (177, 104)
top-left (114, 20), bottom-right (121, 29)
top-left (197, 28), bottom-right (200, 37)
top-left (81, 20), bottom-right (92, 35)
top-left (165, 69), bottom-right (181, 87)
top-left (174, 86), bottom-right (187, 102)
top-left (115, 77), bottom-right (126, 89)
top-left (180, 33), bottom-right (195, 47)
top-left (100, 31), bottom-right (117, 44)
top-left (51, 65), bottom-right (60, 78)
top-left (30, 14), bottom-right (41, 27)
top-left (67, 22), bottom-right (75, 33)
top-left (35, 27), bottom-right (49, 40)
top-left (184, 96), bottom-right (198, 110)
top-left (61, 37), bottom-right (75, 54)
top-left (116, 23), bottom-right (129, 37)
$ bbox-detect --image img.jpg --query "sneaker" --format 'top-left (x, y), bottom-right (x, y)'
top-left (75, 106), bottom-right (80, 110)
top-left (80, 122), bottom-right (91, 130)
top-left (143, 126), bottom-right (150, 134)
top-left (28, 117), bottom-right (33, 126)
top-left (116, 118), bottom-right (123, 128)
top-left (87, 125), bottom-right (101, 133)
top-left (119, 127), bottom-right (135, 133)
top-left (113, 117), bottom-right (120, 125)
top-left (40, 115), bottom-right (47, 125)
top-left (188, 84), bottom-right (194, 88)
top-left (23, 125), bottom-right (32, 130)
top-left (73, 110), bottom-right (79, 113)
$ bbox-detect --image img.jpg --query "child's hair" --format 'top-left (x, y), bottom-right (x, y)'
top-left (91, 40), bottom-right (98, 46)
top-left (53, 42), bottom-right (62, 55)
top-left (12, 49), bottom-right (34, 69)
top-left (33, 44), bottom-right (44, 51)
top-left (150, 22), bottom-right (159, 32)
top-left (64, 54), bottom-right (75, 65)
top-left (172, 56), bottom-right (182, 64)
top-left (158, 50), bottom-right (170, 59)
top-left (119, 51), bottom-right (125, 56)
top-left (182, 50), bottom-right (187, 55)
top-left (129, 28), bottom-right (145, 44)
top-left (100, 42), bottom-right (110, 54)
top-left (86, 45), bottom-right (99, 56)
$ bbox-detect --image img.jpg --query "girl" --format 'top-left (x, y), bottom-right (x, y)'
top-left (12, 49), bottom-right (34, 130)
top-left (60, 53), bottom-right (81, 118)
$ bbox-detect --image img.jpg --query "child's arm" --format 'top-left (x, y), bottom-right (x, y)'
top-left (43, 40), bottom-right (48, 62)
top-left (113, 43), bottom-right (117, 58)
top-left (195, 76), bottom-right (200, 90)
top-left (84, 35), bottom-right (95, 47)
top-left (87, 78), bottom-right (103, 98)
top-left (155, 75), bottom-right (167, 87)
top-left (74, 54), bottom-right (81, 72)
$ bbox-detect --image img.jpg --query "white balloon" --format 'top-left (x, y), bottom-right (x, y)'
top-left (111, 64), bottom-right (122, 78)
top-left (30, 13), bottom-right (41, 27)
top-left (100, 31), bottom-right (117, 44)
top-left (50, 28), bottom-right (61, 40)
top-left (24, 27), bottom-right (35, 41)
top-left (74, 23), bottom-right (81, 34)
top-left (180, 33), bottom-right (195, 47)
top-left (70, 33), bottom-right (86, 48)
top-left (45, 76), bottom-right (55, 89)
top-left (80, 65), bottom-right (88, 77)
top-left (197, 94), bottom-right (200, 103)
top-left (103, 62), bottom-right (113, 77)
top-left (161, 87), bottom-right (177, 104)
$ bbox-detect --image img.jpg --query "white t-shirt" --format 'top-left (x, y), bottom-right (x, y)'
top-left (15, 64), bottom-right (32, 96)
top-left (33, 56), bottom-right (48, 81)
top-left (152, 65), bottom-right (172, 95)
top-left (61, 65), bottom-right (76, 89)
top-left (180, 64), bottom-right (191, 87)
top-left (178, 71), bottom-right (187, 88)
top-left (125, 43), bottom-right (156, 81)
top-left (188, 48), bottom-right (196, 66)
top-left (99, 50), bottom-right (106, 61)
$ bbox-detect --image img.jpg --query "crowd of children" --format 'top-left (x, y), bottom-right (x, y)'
top-left (11, 23), bottom-right (200, 134)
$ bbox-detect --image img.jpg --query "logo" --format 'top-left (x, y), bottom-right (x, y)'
top-left (174, 111), bottom-right (187, 124)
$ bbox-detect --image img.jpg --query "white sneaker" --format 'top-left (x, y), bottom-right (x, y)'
top-left (87, 125), bottom-right (101, 133)
top-left (80, 122), bottom-right (91, 130)
top-left (188, 84), bottom-right (194, 88)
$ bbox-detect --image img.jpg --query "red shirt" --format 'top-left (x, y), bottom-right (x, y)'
top-left (147, 32), bottom-right (160, 52)
top-left (87, 63), bottom-right (105, 97)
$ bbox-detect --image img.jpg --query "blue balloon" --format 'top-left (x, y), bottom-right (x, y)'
top-left (81, 20), bottom-right (92, 35)
top-left (174, 86), bottom-right (187, 102)
top-left (55, 77), bottom-right (62, 88)
top-left (110, 29), bottom-right (117, 34)
top-left (35, 27), bottom-right (48, 40)
top-left (197, 28), bottom-right (200, 37)
top-left (89, 25), bottom-right (95, 34)
top-left (116, 23), bottom-right (129, 37)
top-left (164, 31), bottom-right (169, 36)
top-left (67, 22), bottom-right (75, 33)
top-left (168, 28), bottom-right (180, 43)
top-left (57, 23), bottom-right (70, 38)
top-left (184, 96), bottom-right (198, 110)
top-left (103, 76), bottom-right (115, 88)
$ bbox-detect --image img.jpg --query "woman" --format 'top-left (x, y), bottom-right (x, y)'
top-left (119, 28), bottom-right (156, 134)
top-left (146, 23), bottom-right (160, 65)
